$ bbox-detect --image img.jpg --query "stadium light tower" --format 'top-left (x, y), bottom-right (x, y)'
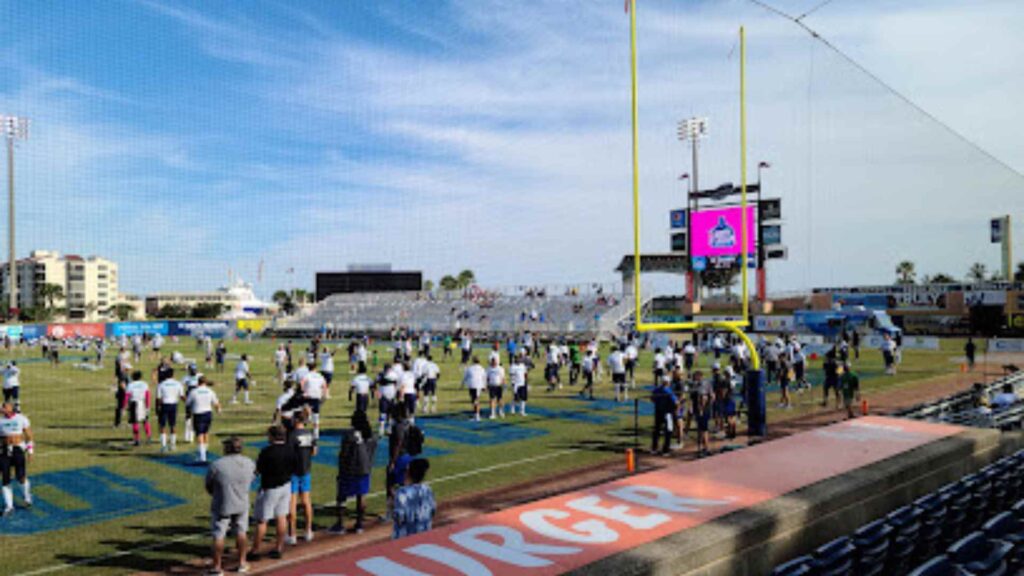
top-left (678, 117), bottom-right (707, 305)
top-left (677, 117), bottom-right (708, 194)
top-left (2, 115), bottom-right (29, 317)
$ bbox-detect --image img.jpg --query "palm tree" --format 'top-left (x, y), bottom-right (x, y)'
top-left (423, 279), bottom-right (435, 292)
top-left (927, 273), bottom-right (956, 284)
top-left (439, 275), bottom-right (459, 291)
top-left (35, 283), bottom-right (64, 315)
top-left (967, 262), bottom-right (988, 283)
top-left (111, 303), bottom-right (135, 321)
top-left (895, 261), bottom-right (916, 285)
top-left (457, 269), bottom-right (476, 289)
top-left (272, 290), bottom-right (290, 304)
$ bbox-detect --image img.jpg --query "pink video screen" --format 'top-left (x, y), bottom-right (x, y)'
top-left (689, 206), bottom-right (757, 257)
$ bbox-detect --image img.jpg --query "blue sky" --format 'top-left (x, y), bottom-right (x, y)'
top-left (1, 0), bottom-right (1022, 296)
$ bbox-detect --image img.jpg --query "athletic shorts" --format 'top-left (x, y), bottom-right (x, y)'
top-left (211, 511), bottom-right (249, 540)
top-left (323, 372), bottom-right (333, 385)
top-left (235, 378), bottom-right (249, 390)
top-left (0, 447), bottom-right (27, 484)
top-left (824, 376), bottom-right (838, 392)
top-left (545, 364), bottom-right (559, 381)
top-left (612, 373), bottom-right (626, 387)
top-left (794, 363), bottom-right (805, 380)
top-left (337, 474), bottom-right (370, 501)
top-left (379, 396), bottom-right (394, 417)
top-left (357, 361), bottom-right (366, 373)
top-left (255, 484), bottom-right (291, 522)
top-left (461, 349), bottom-right (471, 363)
top-left (128, 401), bottom-right (148, 424)
top-left (653, 368), bottom-right (664, 380)
top-left (488, 385), bottom-right (503, 401)
top-left (422, 378), bottom-right (437, 396)
top-left (305, 398), bottom-right (321, 415)
top-left (2, 387), bottom-right (18, 402)
top-left (355, 393), bottom-right (369, 413)
top-left (291, 473), bottom-right (312, 495)
top-left (403, 393), bottom-right (417, 415)
top-left (469, 388), bottom-right (480, 403)
top-left (158, 403), bottom-right (178, 428)
top-left (514, 386), bottom-right (528, 402)
top-left (193, 412), bottom-right (213, 434)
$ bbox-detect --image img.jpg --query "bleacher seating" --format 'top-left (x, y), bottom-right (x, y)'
top-left (771, 449), bottom-right (1024, 576)
top-left (896, 372), bottom-right (1024, 431)
top-left (277, 290), bottom-right (638, 338)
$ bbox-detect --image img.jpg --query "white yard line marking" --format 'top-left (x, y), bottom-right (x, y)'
top-left (13, 448), bottom-right (580, 576)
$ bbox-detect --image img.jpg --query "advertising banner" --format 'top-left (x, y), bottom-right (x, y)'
top-left (0, 325), bottom-right (23, 339)
top-left (169, 320), bottom-right (230, 337)
top-left (21, 325), bottom-right (46, 340)
top-left (669, 209), bottom-right (687, 229)
top-left (689, 206), bottom-right (757, 260)
top-left (47, 323), bottom-right (105, 339)
top-left (235, 319), bottom-right (267, 333)
top-left (989, 338), bottom-right (1024, 353)
top-left (107, 321), bottom-right (169, 338)
top-left (753, 315), bottom-right (795, 332)
top-left (862, 334), bottom-right (940, 350)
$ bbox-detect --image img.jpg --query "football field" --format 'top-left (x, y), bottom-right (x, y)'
top-left (1, 336), bottom-right (969, 575)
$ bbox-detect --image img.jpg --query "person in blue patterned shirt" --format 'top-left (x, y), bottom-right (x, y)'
top-left (392, 458), bottom-right (435, 539)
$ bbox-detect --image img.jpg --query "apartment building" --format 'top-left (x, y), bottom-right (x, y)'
top-left (0, 250), bottom-right (120, 321)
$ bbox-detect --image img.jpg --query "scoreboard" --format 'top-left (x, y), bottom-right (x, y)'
top-left (316, 271), bottom-right (423, 301)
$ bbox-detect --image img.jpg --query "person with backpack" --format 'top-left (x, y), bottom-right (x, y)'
top-left (330, 410), bottom-right (378, 534)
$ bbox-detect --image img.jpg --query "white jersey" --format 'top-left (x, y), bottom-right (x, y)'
top-left (156, 379), bottom-right (184, 405)
top-left (486, 366), bottom-right (505, 387)
top-left (654, 353), bottom-right (666, 370)
top-left (488, 350), bottom-right (501, 366)
top-left (412, 357), bottom-right (428, 379)
top-left (126, 380), bottom-right (150, 404)
top-left (302, 372), bottom-right (327, 400)
top-left (608, 351), bottom-right (626, 374)
top-left (463, 365), bottom-right (486, 390)
top-left (183, 374), bottom-right (201, 395)
top-left (351, 374), bottom-right (372, 395)
top-left (291, 365), bottom-right (310, 384)
top-left (0, 413), bottom-right (30, 447)
top-left (399, 371), bottom-right (417, 395)
top-left (379, 377), bottom-right (397, 400)
top-left (235, 360), bottom-right (249, 380)
top-left (547, 346), bottom-right (560, 365)
top-left (626, 345), bottom-right (638, 361)
top-left (187, 387), bottom-right (219, 414)
top-left (3, 366), bottom-right (19, 389)
top-left (274, 349), bottom-right (287, 367)
top-left (510, 364), bottom-right (527, 389)
top-left (461, 337), bottom-right (472, 351)
top-left (582, 355), bottom-right (595, 373)
top-left (356, 344), bottom-right (368, 363)
top-left (321, 354), bottom-right (334, 373)
top-left (425, 361), bottom-right (440, 380)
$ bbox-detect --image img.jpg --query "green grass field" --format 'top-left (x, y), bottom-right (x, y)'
top-left (1, 336), bottom-right (969, 575)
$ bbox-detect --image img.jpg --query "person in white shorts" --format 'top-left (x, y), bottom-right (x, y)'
top-left (252, 425), bottom-right (293, 561)
top-left (486, 356), bottom-right (506, 419)
top-left (509, 354), bottom-right (529, 415)
top-left (462, 357), bottom-right (486, 421)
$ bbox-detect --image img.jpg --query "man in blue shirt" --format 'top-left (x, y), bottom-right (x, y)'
top-left (393, 458), bottom-right (435, 539)
top-left (651, 377), bottom-right (678, 456)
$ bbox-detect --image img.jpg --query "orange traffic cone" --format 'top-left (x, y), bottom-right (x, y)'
top-left (625, 448), bottom-right (636, 473)
top-left (861, 399), bottom-right (869, 416)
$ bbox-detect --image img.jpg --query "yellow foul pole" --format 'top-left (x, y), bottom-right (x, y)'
top-left (739, 26), bottom-right (749, 323)
top-left (630, 0), bottom-right (642, 327)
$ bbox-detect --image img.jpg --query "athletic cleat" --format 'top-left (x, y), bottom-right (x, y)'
top-left (327, 523), bottom-right (345, 535)
top-left (285, 535), bottom-right (297, 546)
top-left (305, 530), bottom-right (314, 542)
top-left (2, 507), bottom-right (13, 517)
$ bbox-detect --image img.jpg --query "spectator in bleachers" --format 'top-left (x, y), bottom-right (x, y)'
top-left (992, 383), bottom-right (1018, 409)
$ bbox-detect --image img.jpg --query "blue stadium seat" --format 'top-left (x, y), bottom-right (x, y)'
top-left (982, 512), bottom-right (1024, 572)
top-left (907, 555), bottom-right (963, 576)
top-left (916, 493), bottom-right (948, 555)
top-left (811, 536), bottom-right (856, 576)
top-left (888, 505), bottom-right (924, 572)
top-left (771, 555), bottom-right (815, 576)
top-left (1013, 499), bottom-right (1024, 518)
top-left (946, 531), bottom-right (1013, 576)
top-left (853, 518), bottom-right (893, 575)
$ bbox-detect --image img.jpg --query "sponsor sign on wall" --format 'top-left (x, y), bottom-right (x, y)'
top-left (107, 321), bottom-right (169, 337)
top-left (862, 334), bottom-right (940, 350)
top-left (753, 315), bottom-right (795, 332)
top-left (235, 319), bottom-right (267, 333)
top-left (21, 325), bottom-right (46, 339)
top-left (47, 323), bottom-right (106, 339)
top-left (0, 325), bottom-right (23, 338)
top-left (689, 206), bottom-right (757, 259)
top-left (169, 321), bottom-right (230, 337)
top-left (989, 339), bottom-right (1024, 353)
